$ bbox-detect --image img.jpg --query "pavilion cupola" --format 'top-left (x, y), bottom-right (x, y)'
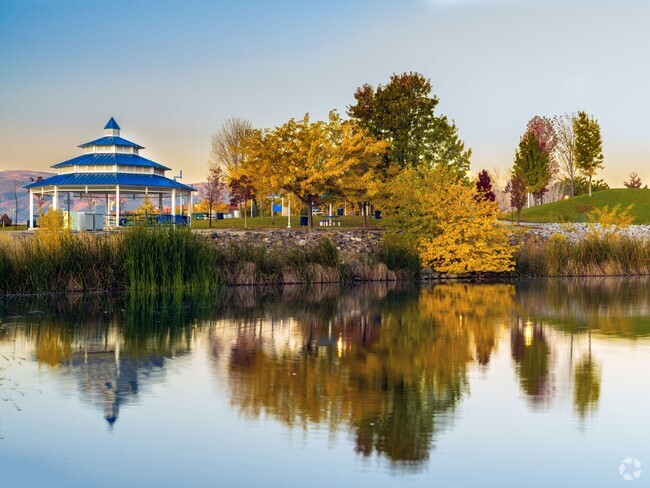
top-left (104, 117), bottom-right (121, 137)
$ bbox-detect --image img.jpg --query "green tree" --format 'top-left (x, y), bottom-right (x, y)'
top-left (573, 111), bottom-right (604, 197)
top-left (348, 72), bottom-right (471, 181)
top-left (513, 130), bottom-right (551, 204)
top-left (565, 175), bottom-right (608, 196)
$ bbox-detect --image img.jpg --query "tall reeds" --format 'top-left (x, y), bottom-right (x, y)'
top-left (0, 232), bottom-right (125, 293)
top-left (0, 227), bottom-right (353, 294)
top-left (122, 226), bottom-right (222, 291)
top-left (515, 235), bottom-right (650, 277)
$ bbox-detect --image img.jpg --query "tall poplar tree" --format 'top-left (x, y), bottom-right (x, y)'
top-left (513, 130), bottom-right (551, 205)
top-left (573, 111), bottom-right (604, 197)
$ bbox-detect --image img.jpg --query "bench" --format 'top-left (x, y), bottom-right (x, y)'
top-left (319, 219), bottom-right (342, 227)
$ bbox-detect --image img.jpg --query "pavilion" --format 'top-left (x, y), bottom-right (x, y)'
top-left (24, 117), bottom-right (195, 228)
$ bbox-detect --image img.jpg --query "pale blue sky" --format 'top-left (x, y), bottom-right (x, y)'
top-left (1, 0), bottom-right (648, 184)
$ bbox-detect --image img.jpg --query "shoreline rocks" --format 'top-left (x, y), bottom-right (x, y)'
top-left (211, 229), bottom-right (385, 255)
top-left (522, 223), bottom-right (650, 242)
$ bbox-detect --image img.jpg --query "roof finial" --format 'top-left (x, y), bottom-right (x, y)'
top-left (104, 117), bottom-right (120, 136)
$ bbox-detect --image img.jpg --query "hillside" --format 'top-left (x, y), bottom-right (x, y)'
top-left (514, 188), bottom-right (650, 224)
top-left (0, 170), bottom-right (54, 222)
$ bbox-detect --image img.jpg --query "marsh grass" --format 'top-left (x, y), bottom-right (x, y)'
top-left (516, 235), bottom-right (650, 277)
top-left (219, 238), bottom-right (342, 284)
top-left (122, 226), bottom-right (222, 291)
top-left (0, 232), bottom-right (125, 293)
top-left (371, 240), bottom-right (421, 279)
top-left (0, 226), bottom-right (353, 293)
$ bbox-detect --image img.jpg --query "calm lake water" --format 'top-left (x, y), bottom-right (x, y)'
top-left (1, 279), bottom-right (648, 487)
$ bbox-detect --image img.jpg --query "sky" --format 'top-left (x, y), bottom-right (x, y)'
top-left (0, 0), bottom-right (648, 186)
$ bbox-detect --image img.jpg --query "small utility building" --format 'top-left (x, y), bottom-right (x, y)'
top-left (24, 118), bottom-right (195, 228)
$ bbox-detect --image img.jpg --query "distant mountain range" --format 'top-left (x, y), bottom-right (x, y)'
top-left (0, 170), bottom-right (207, 223)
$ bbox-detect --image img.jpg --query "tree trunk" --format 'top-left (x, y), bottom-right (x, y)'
top-left (14, 188), bottom-right (18, 228)
top-left (244, 200), bottom-right (248, 228)
top-left (588, 175), bottom-right (592, 197)
top-left (307, 198), bottom-right (314, 229)
top-left (363, 202), bottom-right (368, 229)
top-left (209, 202), bottom-right (213, 227)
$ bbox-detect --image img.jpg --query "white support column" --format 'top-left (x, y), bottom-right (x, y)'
top-left (188, 191), bottom-right (193, 228)
top-left (171, 189), bottom-right (176, 216)
top-left (115, 185), bottom-right (120, 227)
top-left (53, 186), bottom-right (58, 210)
top-left (287, 195), bottom-right (291, 229)
top-left (29, 189), bottom-right (34, 229)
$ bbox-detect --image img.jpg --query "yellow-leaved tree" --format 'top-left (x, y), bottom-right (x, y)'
top-left (235, 112), bottom-right (388, 228)
top-left (384, 166), bottom-right (516, 274)
top-left (135, 197), bottom-right (156, 215)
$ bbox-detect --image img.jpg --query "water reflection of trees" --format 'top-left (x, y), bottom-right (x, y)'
top-left (511, 319), bottom-right (552, 405)
top-left (2, 278), bottom-right (643, 450)
top-left (515, 277), bottom-right (650, 337)
top-left (224, 283), bottom-right (514, 468)
top-left (513, 277), bottom-right (649, 417)
top-left (0, 294), bottom-right (197, 426)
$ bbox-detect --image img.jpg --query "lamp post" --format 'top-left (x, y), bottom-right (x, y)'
top-left (267, 194), bottom-right (282, 225)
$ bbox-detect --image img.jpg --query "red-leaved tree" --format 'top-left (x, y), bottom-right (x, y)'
top-left (624, 172), bottom-right (643, 189)
top-left (475, 170), bottom-right (496, 202)
top-left (510, 172), bottom-right (526, 224)
top-left (204, 165), bottom-right (226, 227)
top-left (229, 175), bottom-right (256, 228)
top-left (527, 116), bottom-right (558, 202)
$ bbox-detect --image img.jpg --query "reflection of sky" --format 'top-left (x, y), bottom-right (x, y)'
top-left (0, 286), bottom-right (649, 487)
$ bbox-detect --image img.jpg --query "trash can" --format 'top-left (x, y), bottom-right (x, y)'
top-left (374, 210), bottom-right (382, 220)
top-left (337, 208), bottom-right (343, 216)
top-left (216, 212), bottom-right (224, 220)
top-left (300, 216), bottom-right (309, 226)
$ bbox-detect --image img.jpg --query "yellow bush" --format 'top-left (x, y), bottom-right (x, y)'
top-left (386, 167), bottom-right (516, 274)
top-left (37, 209), bottom-right (69, 247)
top-left (586, 204), bottom-right (635, 239)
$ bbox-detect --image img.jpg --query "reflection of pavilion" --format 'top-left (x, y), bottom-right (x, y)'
top-left (61, 327), bottom-right (191, 427)
top-left (71, 346), bottom-right (167, 426)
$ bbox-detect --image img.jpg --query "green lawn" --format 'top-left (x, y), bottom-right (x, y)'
top-left (0, 224), bottom-right (28, 231)
top-left (190, 215), bottom-right (389, 230)
top-left (509, 189), bottom-right (650, 224)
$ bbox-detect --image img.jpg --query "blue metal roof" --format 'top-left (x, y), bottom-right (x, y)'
top-left (78, 136), bottom-right (144, 149)
top-left (51, 153), bottom-right (171, 171)
top-left (104, 117), bottom-right (120, 130)
top-left (24, 173), bottom-right (195, 191)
